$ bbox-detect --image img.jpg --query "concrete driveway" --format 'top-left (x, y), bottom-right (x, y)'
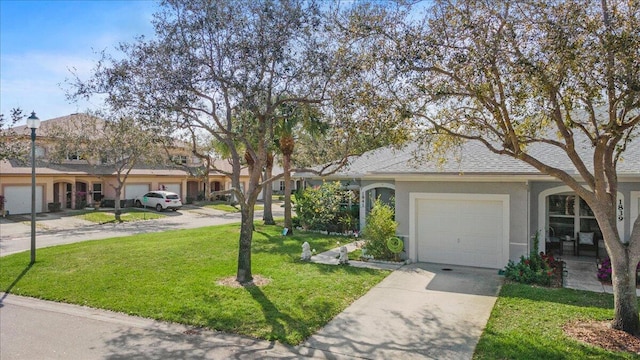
top-left (299, 263), bottom-right (502, 359)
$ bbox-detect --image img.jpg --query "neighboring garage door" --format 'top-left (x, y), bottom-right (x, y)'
top-left (4, 185), bottom-right (43, 215)
top-left (125, 184), bottom-right (150, 200)
top-left (413, 193), bottom-right (509, 269)
top-left (162, 184), bottom-right (181, 196)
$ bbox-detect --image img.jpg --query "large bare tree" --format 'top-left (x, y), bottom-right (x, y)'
top-left (346, 0), bottom-right (640, 334)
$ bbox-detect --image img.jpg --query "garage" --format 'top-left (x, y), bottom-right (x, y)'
top-left (411, 193), bottom-right (510, 269)
top-left (125, 184), bottom-right (149, 200)
top-left (4, 185), bottom-right (44, 215)
top-left (160, 183), bottom-right (181, 197)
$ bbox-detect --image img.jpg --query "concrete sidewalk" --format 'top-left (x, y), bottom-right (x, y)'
top-left (0, 293), bottom-right (307, 360)
top-left (309, 241), bottom-right (405, 271)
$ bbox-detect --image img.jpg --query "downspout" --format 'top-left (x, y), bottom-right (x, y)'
top-left (526, 180), bottom-right (531, 255)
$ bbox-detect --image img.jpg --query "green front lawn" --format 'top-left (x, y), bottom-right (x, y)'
top-left (71, 208), bottom-right (165, 223)
top-left (0, 223), bottom-right (389, 345)
top-left (205, 202), bottom-right (264, 212)
top-left (474, 283), bottom-right (639, 359)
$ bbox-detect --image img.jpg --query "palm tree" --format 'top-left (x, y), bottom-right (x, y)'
top-left (276, 103), bottom-right (326, 234)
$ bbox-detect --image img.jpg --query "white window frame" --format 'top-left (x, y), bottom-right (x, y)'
top-left (538, 185), bottom-right (624, 252)
top-left (92, 183), bottom-right (103, 202)
top-left (631, 191), bottom-right (640, 241)
top-left (172, 155), bottom-right (187, 165)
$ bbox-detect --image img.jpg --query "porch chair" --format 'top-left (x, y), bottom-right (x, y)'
top-left (576, 232), bottom-right (598, 257)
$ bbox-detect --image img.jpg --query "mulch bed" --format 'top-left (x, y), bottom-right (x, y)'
top-left (559, 261), bottom-right (640, 354)
top-left (216, 275), bottom-right (271, 288)
top-left (564, 320), bottom-right (640, 354)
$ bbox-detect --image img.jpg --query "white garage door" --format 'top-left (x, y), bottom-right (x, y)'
top-left (4, 185), bottom-right (43, 215)
top-left (125, 184), bottom-right (150, 200)
top-left (161, 184), bottom-right (181, 196)
top-left (414, 194), bottom-right (509, 269)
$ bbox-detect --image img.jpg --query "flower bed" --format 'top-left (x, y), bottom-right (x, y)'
top-left (504, 252), bottom-right (564, 288)
top-left (597, 258), bottom-right (640, 285)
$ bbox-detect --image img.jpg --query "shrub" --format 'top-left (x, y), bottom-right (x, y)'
top-left (504, 254), bottom-right (554, 286)
top-left (47, 202), bottom-right (62, 212)
top-left (361, 198), bottom-right (397, 260)
top-left (294, 182), bottom-right (358, 232)
top-left (504, 232), bottom-right (554, 286)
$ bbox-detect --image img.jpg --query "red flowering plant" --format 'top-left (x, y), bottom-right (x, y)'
top-left (504, 232), bottom-right (558, 286)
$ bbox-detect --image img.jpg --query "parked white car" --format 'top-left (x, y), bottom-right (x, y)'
top-left (135, 191), bottom-right (182, 212)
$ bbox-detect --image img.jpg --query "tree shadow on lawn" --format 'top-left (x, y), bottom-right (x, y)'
top-left (244, 284), bottom-right (333, 344)
top-left (0, 263), bottom-right (33, 308)
top-left (499, 283), bottom-right (617, 310)
top-left (172, 280), bottom-right (337, 346)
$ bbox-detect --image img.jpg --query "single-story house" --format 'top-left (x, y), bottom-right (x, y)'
top-left (299, 139), bottom-right (640, 269)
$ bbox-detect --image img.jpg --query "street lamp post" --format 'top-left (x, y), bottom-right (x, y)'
top-left (26, 111), bottom-right (40, 265)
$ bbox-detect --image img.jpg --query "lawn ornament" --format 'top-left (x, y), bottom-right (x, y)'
top-left (301, 241), bottom-right (312, 261)
top-left (338, 246), bottom-right (349, 265)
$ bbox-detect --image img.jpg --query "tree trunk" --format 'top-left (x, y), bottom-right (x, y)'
top-left (283, 152), bottom-right (293, 235)
top-left (598, 207), bottom-right (640, 335)
top-left (236, 203), bottom-right (255, 284)
top-left (610, 251), bottom-right (639, 334)
top-left (114, 187), bottom-right (122, 222)
top-left (262, 153), bottom-right (275, 225)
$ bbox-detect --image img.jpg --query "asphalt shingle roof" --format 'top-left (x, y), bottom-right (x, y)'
top-left (325, 134), bottom-right (640, 177)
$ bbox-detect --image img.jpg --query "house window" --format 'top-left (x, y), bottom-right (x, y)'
top-left (172, 155), bottom-right (187, 165)
top-left (279, 181), bottom-right (285, 192)
top-left (65, 151), bottom-right (85, 161)
top-left (92, 183), bottom-right (102, 202)
top-left (548, 194), bottom-right (600, 240)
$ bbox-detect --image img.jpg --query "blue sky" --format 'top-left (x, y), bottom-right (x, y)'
top-left (1, 0), bottom-right (158, 123)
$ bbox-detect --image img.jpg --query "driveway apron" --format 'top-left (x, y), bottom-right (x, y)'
top-left (299, 263), bottom-right (502, 360)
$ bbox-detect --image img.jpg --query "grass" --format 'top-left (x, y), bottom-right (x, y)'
top-left (0, 223), bottom-right (389, 345)
top-left (205, 201), bottom-right (263, 212)
top-left (474, 283), bottom-right (640, 359)
top-left (348, 248), bottom-right (363, 261)
top-left (71, 208), bottom-right (165, 223)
